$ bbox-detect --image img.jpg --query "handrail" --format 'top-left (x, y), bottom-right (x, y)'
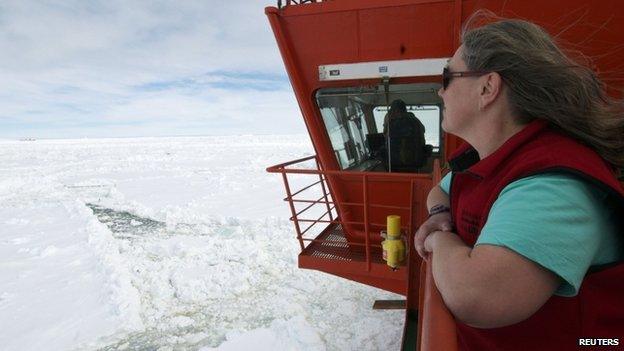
top-left (287, 198), bottom-right (334, 204)
top-left (266, 155), bottom-right (317, 171)
top-left (271, 166), bottom-right (431, 179)
top-left (267, 155), bottom-right (430, 179)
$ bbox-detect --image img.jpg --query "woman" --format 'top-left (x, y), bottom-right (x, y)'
top-left (414, 13), bottom-right (624, 351)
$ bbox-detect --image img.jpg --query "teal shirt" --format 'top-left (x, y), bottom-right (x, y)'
top-left (439, 172), bottom-right (623, 296)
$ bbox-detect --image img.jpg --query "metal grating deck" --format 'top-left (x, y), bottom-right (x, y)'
top-left (300, 223), bottom-right (386, 264)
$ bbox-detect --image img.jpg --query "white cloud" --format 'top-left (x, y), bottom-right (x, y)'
top-left (0, 0), bottom-right (305, 138)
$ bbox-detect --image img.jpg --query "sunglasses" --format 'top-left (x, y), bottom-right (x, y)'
top-left (442, 67), bottom-right (490, 90)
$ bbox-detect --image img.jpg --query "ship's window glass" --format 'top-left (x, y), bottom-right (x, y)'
top-left (318, 101), bottom-right (370, 169)
top-left (316, 83), bottom-right (443, 172)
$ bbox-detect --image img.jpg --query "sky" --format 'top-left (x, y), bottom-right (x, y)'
top-left (0, 0), bottom-right (306, 139)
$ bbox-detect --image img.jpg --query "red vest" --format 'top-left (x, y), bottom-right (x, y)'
top-left (448, 120), bottom-right (624, 351)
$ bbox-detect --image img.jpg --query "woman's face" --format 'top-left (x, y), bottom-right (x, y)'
top-left (438, 46), bottom-right (480, 137)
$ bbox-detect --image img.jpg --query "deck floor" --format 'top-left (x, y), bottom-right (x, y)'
top-left (300, 223), bottom-right (386, 264)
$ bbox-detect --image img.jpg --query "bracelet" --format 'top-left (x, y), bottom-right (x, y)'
top-left (428, 204), bottom-right (450, 218)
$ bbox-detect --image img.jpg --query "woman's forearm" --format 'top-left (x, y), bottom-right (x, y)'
top-left (427, 185), bottom-right (450, 209)
top-left (427, 232), bottom-right (478, 322)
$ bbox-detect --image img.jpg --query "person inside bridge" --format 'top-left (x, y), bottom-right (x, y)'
top-left (413, 12), bottom-right (624, 350)
top-left (382, 99), bottom-right (429, 172)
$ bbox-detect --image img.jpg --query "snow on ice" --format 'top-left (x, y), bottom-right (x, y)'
top-left (0, 135), bottom-right (403, 350)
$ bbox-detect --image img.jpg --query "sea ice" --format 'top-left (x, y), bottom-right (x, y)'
top-left (0, 135), bottom-right (403, 351)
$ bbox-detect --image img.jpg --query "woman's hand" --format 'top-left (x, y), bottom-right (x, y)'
top-left (414, 212), bottom-right (453, 259)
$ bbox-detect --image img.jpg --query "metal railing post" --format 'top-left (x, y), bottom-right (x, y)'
top-left (282, 172), bottom-right (305, 251)
top-left (363, 174), bottom-right (371, 271)
top-left (316, 157), bottom-right (334, 222)
top-left (408, 179), bottom-right (415, 249)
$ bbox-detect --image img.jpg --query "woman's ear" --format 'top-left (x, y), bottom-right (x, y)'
top-left (479, 72), bottom-right (503, 110)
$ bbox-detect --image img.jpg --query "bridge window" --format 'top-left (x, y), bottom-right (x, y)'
top-left (319, 101), bottom-right (371, 170)
top-left (316, 83), bottom-right (443, 172)
top-left (373, 105), bottom-right (441, 152)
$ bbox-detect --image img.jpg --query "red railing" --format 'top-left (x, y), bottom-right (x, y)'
top-left (267, 155), bottom-right (430, 270)
top-left (267, 155), bottom-right (332, 251)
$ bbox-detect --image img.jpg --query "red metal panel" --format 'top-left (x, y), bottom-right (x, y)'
top-left (278, 1), bottom-right (460, 93)
top-left (284, 10), bottom-right (360, 84)
top-left (329, 174), bottom-right (430, 245)
top-left (358, 3), bottom-right (456, 61)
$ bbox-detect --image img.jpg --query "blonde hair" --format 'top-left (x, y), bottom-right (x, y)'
top-left (461, 11), bottom-right (624, 169)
